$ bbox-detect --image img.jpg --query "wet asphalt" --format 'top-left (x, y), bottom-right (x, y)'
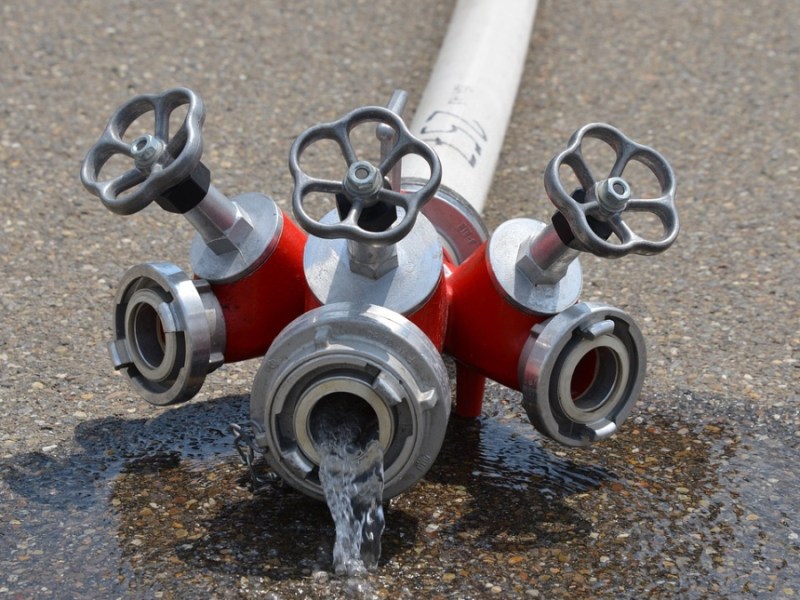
top-left (1, 0), bottom-right (798, 598)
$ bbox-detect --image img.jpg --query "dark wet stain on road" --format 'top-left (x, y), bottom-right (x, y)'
top-left (1, 391), bottom-right (798, 598)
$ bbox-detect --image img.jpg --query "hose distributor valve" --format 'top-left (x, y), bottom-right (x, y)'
top-left (446, 123), bottom-right (679, 446)
top-left (80, 88), bottom-right (306, 405)
top-left (249, 95), bottom-right (452, 500)
top-left (288, 92), bottom-right (448, 341)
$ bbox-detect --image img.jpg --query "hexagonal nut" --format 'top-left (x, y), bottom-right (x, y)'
top-left (515, 243), bottom-right (553, 284)
top-left (344, 160), bottom-right (383, 197)
top-left (131, 134), bottom-right (166, 168)
top-left (596, 177), bottom-right (631, 214)
top-left (222, 203), bottom-right (254, 246)
top-left (349, 250), bottom-right (399, 279)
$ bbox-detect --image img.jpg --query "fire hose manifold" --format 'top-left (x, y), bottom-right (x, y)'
top-left (80, 87), bottom-right (679, 499)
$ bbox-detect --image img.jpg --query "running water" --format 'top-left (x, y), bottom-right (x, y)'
top-left (311, 394), bottom-right (385, 576)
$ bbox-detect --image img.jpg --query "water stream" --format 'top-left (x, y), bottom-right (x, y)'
top-left (310, 393), bottom-right (386, 576)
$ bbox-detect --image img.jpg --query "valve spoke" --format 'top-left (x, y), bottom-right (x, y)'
top-left (609, 142), bottom-right (636, 179)
top-left (581, 198), bottom-right (603, 218)
top-left (344, 201), bottom-right (363, 226)
top-left (333, 122), bottom-right (359, 167)
top-left (377, 135), bottom-right (412, 177)
top-left (626, 195), bottom-right (672, 214)
top-left (96, 136), bottom-right (133, 162)
top-left (106, 168), bottom-right (147, 196)
top-left (375, 188), bottom-right (407, 208)
top-left (607, 213), bottom-right (636, 245)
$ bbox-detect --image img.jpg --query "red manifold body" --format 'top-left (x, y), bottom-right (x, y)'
top-left (444, 242), bottom-right (544, 417)
top-left (213, 214), bottom-right (307, 363)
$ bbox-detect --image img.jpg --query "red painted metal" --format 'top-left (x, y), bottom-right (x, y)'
top-left (407, 274), bottom-right (449, 351)
top-left (444, 241), bottom-right (548, 416)
top-left (453, 362), bottom-right (486, 419)
top-left (304, 270), bottom-right (450, 351)
top-left (204, 213), bottom-right (593, 421)
top-left (212, 213), bottom-right (307, 363)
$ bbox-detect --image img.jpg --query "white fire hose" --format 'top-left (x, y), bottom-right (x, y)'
top-left (404, 0), bottom-right (539, 215)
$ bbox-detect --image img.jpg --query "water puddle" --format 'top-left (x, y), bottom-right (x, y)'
top-left (1, 390), bottom-right (798, 598)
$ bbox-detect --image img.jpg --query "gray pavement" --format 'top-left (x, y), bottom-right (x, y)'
top-left (1, 0), bottom-right (798, 598)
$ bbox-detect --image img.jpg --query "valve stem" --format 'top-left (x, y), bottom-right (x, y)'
top-left (184, 185), bottom-right (254, 255)
top-left (516, 176), bottom-right (630, 287)
top-left (516, 223), bottom-right (581, 286)
top-left (345, 90), bottom-right (410, 280)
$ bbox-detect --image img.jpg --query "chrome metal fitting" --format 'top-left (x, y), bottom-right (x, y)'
top-left (184, 185), bottom-right (253, 255)
top-left (376, 90), bottom-right (409, 192)
top-left (343, 160), bottom-right (384, 197)
top-left (250, 303), bottom-right (451, 501)
top-left (488, 218), bottom-right (582, 315)
top-left (346, 239), bottom-right (399, 280)
top-left (109, 262), bottom-right (225, 406)
top-left (595, 177), bottom-right (631, 214)
top-left (304, 210), bottom-right (443, 316)
top-left (518, 302), bottom-right (646, 447)
top-left (130, 134), bottom-right (166, 169)
top-left (515, 222), bottom-right (582, 287)
top-left (188, 192), bottom-right (284, 284)
top-left (405, 178), bottom-right (489, 266)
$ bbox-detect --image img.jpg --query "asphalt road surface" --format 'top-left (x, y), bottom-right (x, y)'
top-left (1, 0), bottom-right (798, 598)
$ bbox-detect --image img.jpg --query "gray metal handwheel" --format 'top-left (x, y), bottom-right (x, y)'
top-left (543, 123), bottom-right (679, 258)
top-left (289, 105), bottom-right (442, 244)
top-left (80, 87), bottom-right (205, 215)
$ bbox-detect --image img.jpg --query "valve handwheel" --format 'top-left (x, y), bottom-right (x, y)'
top-left (289, 106), bottom-right (442, 244)
top-left (543, 123), bottom-right (679, 258)
top-left (81, 87), bottom-right (205, 215)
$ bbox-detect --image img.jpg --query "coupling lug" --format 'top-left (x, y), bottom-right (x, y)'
top-left (372, 371), bottom-right (404, 407)
top-left (416, 389), bottom-right (438, 411)
top-left (109, 339), bottom-right (132, 369)
top-left (581, 319), bottom-right (616, 340)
